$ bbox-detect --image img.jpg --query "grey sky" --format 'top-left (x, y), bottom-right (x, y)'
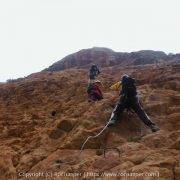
top-left (0, 0), bottom-right (179, 82)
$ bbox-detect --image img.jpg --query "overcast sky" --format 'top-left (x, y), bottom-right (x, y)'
top-left (0, 0), bottom-right (179, 82)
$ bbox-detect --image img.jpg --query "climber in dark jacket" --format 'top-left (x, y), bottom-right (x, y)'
top-left (87, 80), bottom-right (103, 102)
top-left (108, 75), bottom-right (160, 132)
top-left (89, 64), bottom-right (100, 80)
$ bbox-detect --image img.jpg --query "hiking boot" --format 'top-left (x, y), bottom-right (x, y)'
top-left (150, 124), bottom-right (160, 132)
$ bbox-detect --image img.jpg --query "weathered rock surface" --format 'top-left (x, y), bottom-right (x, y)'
top-left (0, 57), bottom-right (179, 179)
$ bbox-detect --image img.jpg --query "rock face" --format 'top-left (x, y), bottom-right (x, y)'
top-left (45, 47), bottom-right (177, 72)
top-left (0, 52), bottom-right (180, 179)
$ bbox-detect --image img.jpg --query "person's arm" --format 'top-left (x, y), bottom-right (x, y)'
top-left (95, 66), bottom-right (100, 75)
top-left (97, 68), bottom-right (100, 74)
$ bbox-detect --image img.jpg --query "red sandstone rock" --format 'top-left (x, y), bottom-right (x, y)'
top-left (0, 60), bottom-right (179, 179)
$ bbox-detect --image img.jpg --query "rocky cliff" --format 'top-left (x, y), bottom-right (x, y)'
top-left (0, 54), bottom-right (180, 179)
top-left (45, 47), bottom-right (180, 72)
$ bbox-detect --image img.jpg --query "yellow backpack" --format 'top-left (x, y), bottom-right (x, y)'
top-left (110, 81), bottom-right (121, 91)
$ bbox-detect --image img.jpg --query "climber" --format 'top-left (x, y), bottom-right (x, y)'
top-left (89, 64), bottom-right (100, 80)
top-left (108, 75), bottom-right (160, 132)
top-left (87, 80), bottom-right (103, 102)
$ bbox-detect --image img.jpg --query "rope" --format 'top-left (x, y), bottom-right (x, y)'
top-left (54, 108), bottom-right (116, 166)
top-left (54, 100), bottom-right (146, 167)
top-left (80, 109), bottom-right (115, 154)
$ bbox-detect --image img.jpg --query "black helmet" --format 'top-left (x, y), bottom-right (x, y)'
top-left (122, 74), bottom-right (135, 84)
top-left (121, 74), bottom-right (129, 82)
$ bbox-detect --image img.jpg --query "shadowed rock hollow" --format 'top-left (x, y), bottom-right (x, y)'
top-left (0, 55), bottom-right (180, 179)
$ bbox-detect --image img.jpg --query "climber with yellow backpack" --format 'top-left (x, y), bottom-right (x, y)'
top-left (108, 74), bottom-right (160, 132)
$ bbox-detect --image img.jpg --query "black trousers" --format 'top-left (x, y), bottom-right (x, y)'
top-left (112, 95), bottom-right (155, 127)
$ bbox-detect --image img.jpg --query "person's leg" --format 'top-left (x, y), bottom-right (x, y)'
top-left (131, 97), bottom-right (159, 132)
top-left (108, 97), bottom-right (126, 127)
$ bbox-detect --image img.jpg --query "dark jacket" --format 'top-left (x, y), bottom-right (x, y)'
top-left (89, 65), bottom-right (100, 79)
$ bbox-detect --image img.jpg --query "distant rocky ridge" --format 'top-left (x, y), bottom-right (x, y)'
top-left (45, 47), bottom-right (180, 72)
